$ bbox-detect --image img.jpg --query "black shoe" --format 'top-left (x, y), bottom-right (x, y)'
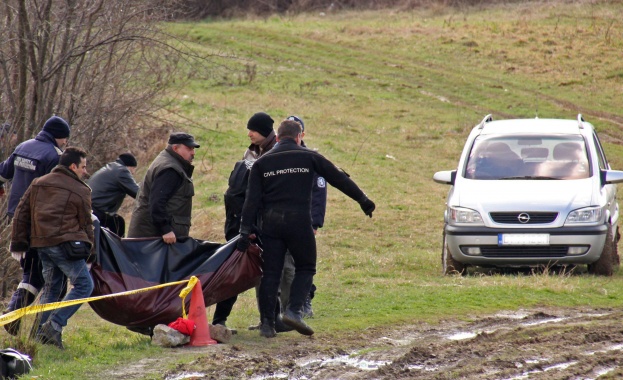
top-left (302, 296), bottom-right (314, 319)
top-left (275, 315), bottom-right (294, 333)
top-left (36, 321), bottom-right (64, 350)
top-left (282, 309), bottom-right (314, 336)
top-left (126, 326), bottom-right (154, 337)
top-left (259, 318), bottom-right (276, 338)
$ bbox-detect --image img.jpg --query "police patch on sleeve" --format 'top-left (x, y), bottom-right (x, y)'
top-left (317, 177), bottom-right (326, 188)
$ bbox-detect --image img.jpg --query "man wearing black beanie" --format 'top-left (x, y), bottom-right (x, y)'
top-left (214, 112), bottom-right (277, 332)
top-left (247, 112), bottom-right (274, 138)
top-left (0, 115), bottom-right (71, 335)
top-left (88, 153), bottom-right (139, 237)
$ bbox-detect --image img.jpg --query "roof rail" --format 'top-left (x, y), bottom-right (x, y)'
top-left (478, 114), bottom-right (493, 129)
top-left (577, 113), bottom-right (584, 129)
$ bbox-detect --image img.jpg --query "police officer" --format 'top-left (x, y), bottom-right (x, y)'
top-left (0, 116), bottom-right (70, 335)
top-left (237, 119), bottom-right (375, 338)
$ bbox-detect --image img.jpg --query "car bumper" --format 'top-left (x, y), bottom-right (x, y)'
top-left (445, 224), bottom-right (608, 266)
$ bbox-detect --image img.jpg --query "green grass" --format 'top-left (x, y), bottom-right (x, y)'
top-left (7, 1), bottom-right (623, 378)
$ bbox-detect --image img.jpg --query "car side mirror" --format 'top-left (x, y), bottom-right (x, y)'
top-left (602, 169), bottom-right (623, 185)
top-left (433, 170), bottom-right (456, 185)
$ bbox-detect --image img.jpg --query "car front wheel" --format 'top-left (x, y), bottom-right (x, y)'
top-left (587, 227), bottom-right (615, 276)
top-left (442, 231), bottom-right (466, 275)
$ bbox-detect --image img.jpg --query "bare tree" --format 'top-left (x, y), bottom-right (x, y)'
top-left (0, 0), bottom-right (218, 296)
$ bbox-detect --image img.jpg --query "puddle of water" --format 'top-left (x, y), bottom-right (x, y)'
top-left (521, 317), bottom-right (566, 327)
top-left (593, 366), bottom-right (616, 377)
top-left (543, 361), bottom-right (577, 371)
top-left (298, 355), bottom-right (390, 370)
top-left (166, 372), bottom-right (206, 380)
top-left (586, 343), bottom-right (623, 355)
top-left (446, 331), bottom-right (478, 340)
top-left (406, 364), bottom-right (440, 372)
top-left (494, 310), bottom-right (532, 320)
top-left (249, 373), bottom-right (290, 380)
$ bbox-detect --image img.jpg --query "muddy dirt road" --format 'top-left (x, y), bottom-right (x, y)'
top-left (112, 307), bottom-right (623, 379)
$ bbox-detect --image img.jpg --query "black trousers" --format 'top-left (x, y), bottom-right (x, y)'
top-left (93, 209), bottom-right (126, 237)
top-left (258, 210), bottom-right (316, 322)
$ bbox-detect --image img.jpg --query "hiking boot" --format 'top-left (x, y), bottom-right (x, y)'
top-left (36, 321), bottom-right (64, 350)
top-left (259, 318), bottom-right (276, 338)
top-left (282, 309), bottom-right (314, 336)
top-left (301, 295), bottom-right (314, 319)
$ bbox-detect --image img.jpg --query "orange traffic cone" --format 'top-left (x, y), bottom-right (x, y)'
top-left (187, 280), bottom-right (217, 346)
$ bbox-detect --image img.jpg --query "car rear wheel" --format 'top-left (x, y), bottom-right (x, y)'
top-left (587, 227), bottom-right (615, 276)
top-left (612, 226), bottom-right (621, 268)
top-left (442, 231), bottom-right (466, 275)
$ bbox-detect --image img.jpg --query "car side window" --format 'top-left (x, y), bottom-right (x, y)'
top-left (592, 133), bottom-right (608, 170)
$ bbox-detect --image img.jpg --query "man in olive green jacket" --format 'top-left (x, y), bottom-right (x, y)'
top-left (127, 132), bottom-right (200, 244)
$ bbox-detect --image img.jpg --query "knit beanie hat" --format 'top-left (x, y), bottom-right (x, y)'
top-left (247, 112), bottom-right (274, 138)
top-left (42, 116), bottom-right (71, 139)
top-left (118, 153), bottom-right (138, 167)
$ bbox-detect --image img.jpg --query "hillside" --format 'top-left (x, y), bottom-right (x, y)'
top-left (17, 1), bottom-right (623, 378)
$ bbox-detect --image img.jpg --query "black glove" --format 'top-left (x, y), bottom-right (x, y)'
top-left (359, 198), bottom-right (375, 218)
top-left (237, 234), bottom-right (250, 252)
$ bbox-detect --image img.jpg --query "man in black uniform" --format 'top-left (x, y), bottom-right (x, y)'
top-left (237, 120), bottom-right (375, 338)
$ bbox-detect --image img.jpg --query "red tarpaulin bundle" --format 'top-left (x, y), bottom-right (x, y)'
top-left (89, 228), bottom-right (262, 328)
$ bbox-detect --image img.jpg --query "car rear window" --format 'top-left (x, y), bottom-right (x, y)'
top-left (464, 135), bottom-right (590, 180)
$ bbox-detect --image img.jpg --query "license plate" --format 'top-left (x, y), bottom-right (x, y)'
top-left (498, 233), bottom-right (550, 246)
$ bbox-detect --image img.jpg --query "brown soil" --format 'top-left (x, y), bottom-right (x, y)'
top-left (107, 307), bottom-right (623, 379)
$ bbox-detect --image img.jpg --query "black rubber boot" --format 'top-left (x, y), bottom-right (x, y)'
top-left (4, 288), bottom-right (36, 336)
top-left (282, 309), bottom-right (314, 336)
top-left (259, 318), bottom-right (276, 338)
top-left (275, 314), bottom-right (294, 333)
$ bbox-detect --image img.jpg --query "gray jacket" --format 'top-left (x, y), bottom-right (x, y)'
top-left (88, 159), bottom-right (139, 214)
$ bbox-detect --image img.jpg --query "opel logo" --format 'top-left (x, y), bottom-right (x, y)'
top-left (518, 213), bottom-right (531, 224)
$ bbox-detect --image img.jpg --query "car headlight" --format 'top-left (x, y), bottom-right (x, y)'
top-left (565, 206), bottom-right (604, 224)
top-left (447, 206), bottom-right (484, 225)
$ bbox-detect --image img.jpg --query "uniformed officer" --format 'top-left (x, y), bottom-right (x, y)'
top-left (0, 116), bottom-right (70, 336)
top-left (237, 119), bottom-right (375, 338)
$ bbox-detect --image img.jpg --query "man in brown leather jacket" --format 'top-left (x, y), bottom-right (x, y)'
top-left (10, 147), bottom-right (93, 349)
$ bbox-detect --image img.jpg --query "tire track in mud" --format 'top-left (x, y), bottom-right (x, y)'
top-left (157, 307), bottom-right (623, 379)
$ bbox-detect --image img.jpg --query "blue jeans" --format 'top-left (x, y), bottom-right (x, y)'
top-left (38, 245), bottom-right (94, 330)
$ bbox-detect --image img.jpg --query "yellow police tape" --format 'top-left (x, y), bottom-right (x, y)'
top-left (0, 276), bottom-right (199, 327)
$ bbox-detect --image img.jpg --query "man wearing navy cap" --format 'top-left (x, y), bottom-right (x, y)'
top-left (0, 115), bottom-right (70, 335)
top-left (127, 132), bottom-right (200, 244)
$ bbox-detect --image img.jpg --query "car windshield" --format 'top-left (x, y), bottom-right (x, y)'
top-left (464, 135), bottom-right (590, 180)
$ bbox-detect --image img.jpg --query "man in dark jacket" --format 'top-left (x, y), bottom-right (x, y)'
top-left (127, 132), bottom-right (199, 243)
top-left (279, 116), bottom-right (326, 319)
top-left (10, 147), bottom-right (93, 349)
top-left (215, 112), bottom-right (277, 329)
top-left (238, 119), bottom-right (375, 338)
top-left (88, 153), bottom-right (139, 236)
top-left (0, 116), bottom-right (70, 335)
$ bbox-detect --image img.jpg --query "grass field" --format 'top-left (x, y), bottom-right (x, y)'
top-left (8, 1), bottom-right (623, 378)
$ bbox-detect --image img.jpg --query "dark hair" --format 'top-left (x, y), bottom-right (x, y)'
top-left (277, 120), bottom-right (302, 141)
top-left (59, 147), bottom-right (87, 168)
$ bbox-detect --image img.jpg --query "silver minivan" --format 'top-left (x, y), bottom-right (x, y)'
top-left (433, 115), bottom-right (623, 275)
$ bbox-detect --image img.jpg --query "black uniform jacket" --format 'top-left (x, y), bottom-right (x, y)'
top-left (240, 139), bottom-right (365, 234)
